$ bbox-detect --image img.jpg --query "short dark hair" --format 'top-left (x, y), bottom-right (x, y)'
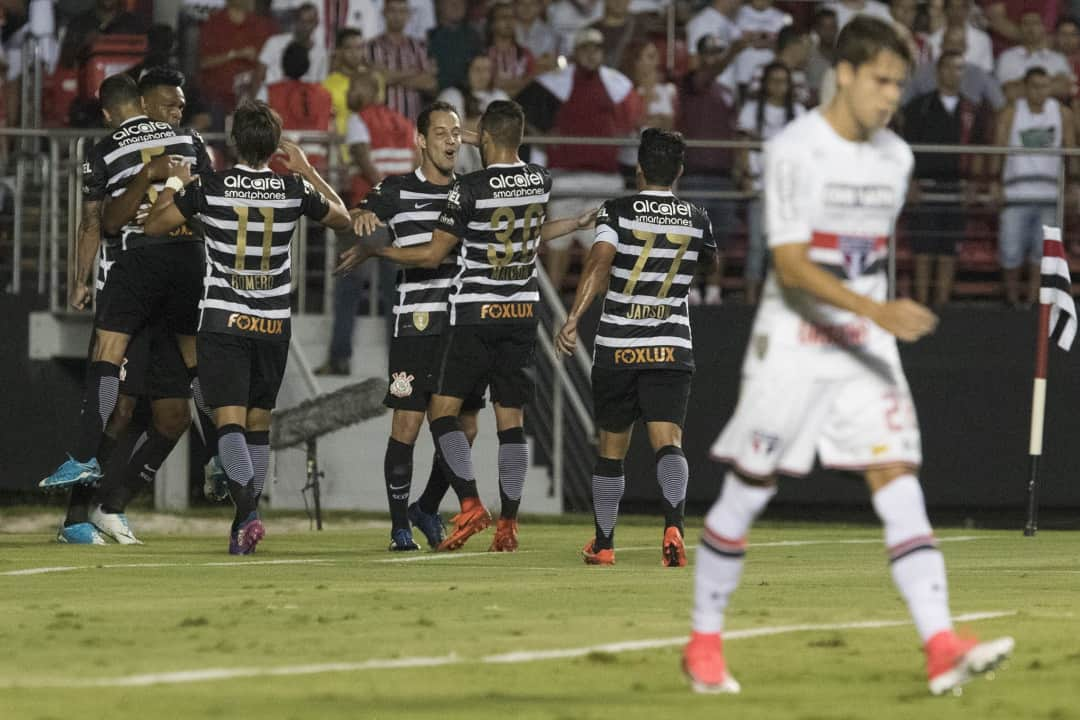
top-left (336, 27), bottom-right (362, 46)
top-left (936, 50), bottom-right (964, 69)
top-left (835, 15), bottom-right (912, 69)
top-left (417, 101), bottom-right (460, 136)
top-left (231, 101), bottom-right (283, 167)
top-left (138, 66), bottom-right (186, 96)
top-left (479, 100), bottom-right (525, 148)
top-left (638, 127), bottom-right (685, 186)
top-left (1025, 65), bottom-right (1050, 82)
top-left (814, 6), bottom-right (838, 24)
top-left (282, 42), bottom-right (311, 80)
top-left (1056, 15), bottom-right (1080, 31)
top-left (99, 73), bottom-right (140, 112)
top-left (777, 25), bottom-right (808, 53)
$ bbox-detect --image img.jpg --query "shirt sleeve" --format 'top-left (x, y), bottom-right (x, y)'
top-left (995, 51), bottom-right (1021, 84)
top-left (346, 113), bottom-right (371, 145)
top-left (81, 147), bottom-right (108, 202)
top-left (436, 179), bottom-right (473, 239)
top-left (359, 179), bottom-right (398, 221)
top-left (190, 129), bottom-right (214, 177)
top-left (699, 211), bottom-right (717, 256)
top-left (764, 141), bottom-right (812, 247)
top-left (593, 200), bottom-right (618, 246)
top-left (173, 177), bottom-right (205, 219)
top-left (737, 102), bottom-right (757, 134)
top-left (299, 176), bottom-right (332, 221)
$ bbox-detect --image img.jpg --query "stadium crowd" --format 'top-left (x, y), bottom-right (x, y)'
top-left (6, 0), bottom-right (1080, 305)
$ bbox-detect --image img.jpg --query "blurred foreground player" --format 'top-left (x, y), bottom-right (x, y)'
top-left (683, 17), bottom-right (1014, 696)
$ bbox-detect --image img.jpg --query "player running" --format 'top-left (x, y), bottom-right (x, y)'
top-left (345, 101), bottom-right (486, 552)
top-left (340, 100), bottom-right (594, 552)
top-left (146, 101), bottom-right (350, 553)
top-left (682, 17), bottom-right (1013, 696)
top-left (555, 128), bottom-right (717, 568)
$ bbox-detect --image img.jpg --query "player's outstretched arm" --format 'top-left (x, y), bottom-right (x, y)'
top-left (374, 227), bottom-right (459, 269)
top-left (541, 207), bottom-right (599, 242)
top-left (351, 208), bottom-right (385, 237)
top-left (772, 243), bottom-right (938, 342)
top-left (102, 153), bottom-right (182, 235)
top-left (70, 200), bottom-right (102, 310)
top-left (556, 240), bottom-right (617, 357)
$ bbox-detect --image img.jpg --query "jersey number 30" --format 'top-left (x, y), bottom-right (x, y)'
top-left (487, 203), bottom-right (544, 267)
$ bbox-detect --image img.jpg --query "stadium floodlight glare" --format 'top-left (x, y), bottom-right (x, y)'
top-left (270, 378), bottom-right (388, 529)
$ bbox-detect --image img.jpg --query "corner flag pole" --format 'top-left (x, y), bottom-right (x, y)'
top-left (1024, 302), bottom-right (1050, 537)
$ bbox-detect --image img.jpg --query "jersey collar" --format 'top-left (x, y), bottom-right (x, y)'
top-left (234, 163), bottom-right (274, 174)
top-left (121, 114), bottom-right (150, 125)
top-left (639, 189), bottom-right (674, 197)
top-left (487, 162), bottom-right (526, 168)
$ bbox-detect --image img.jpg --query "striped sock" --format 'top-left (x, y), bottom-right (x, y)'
top-left (497, 427), bottom-right (528, 520)
top-left (430, 416), bottom-right (478, 501)
top-left (219, 424), bottom-right (256, 525)
top-left (247, 430), bottom-right (270, 501)
top-left (591, 457), bottom-right (624, 550)
top-left (656, 445), bottom-right (688, 533)
top-left (693, 472), bottom-right (776, 633)
top-left (75, 361), bottom-right (121, 462)
top-left (872, 475), bottom-right (952, 643)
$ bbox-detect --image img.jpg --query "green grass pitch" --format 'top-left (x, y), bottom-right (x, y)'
top-left (1, 516), bottom-right (1077, 719)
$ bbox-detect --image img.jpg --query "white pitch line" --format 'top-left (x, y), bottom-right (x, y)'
top-left (376, 550), bottom-right (537, 563)
top-left (0, 558), bottom-right (334, 577)
top-left (6, 610), bottom-right (1014, 689)
top-left (595, 535), bottom-right (984, 554)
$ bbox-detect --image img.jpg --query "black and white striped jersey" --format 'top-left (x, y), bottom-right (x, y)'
top-left (361, 168), bottom-right (456, 337)
top-left (174, 166), bottom-right (332, 341)
top-left (83, 115), bottom-right (212, 250)
top-left (95, 244), bottom-right (116, 291)
top-left (436, 162), bottom-right (551, 326)
top-left (593, 190), bottom-right (715, 371)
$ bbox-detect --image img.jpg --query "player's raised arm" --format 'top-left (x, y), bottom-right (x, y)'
top-left (278, 140), bottom-right (351, 231)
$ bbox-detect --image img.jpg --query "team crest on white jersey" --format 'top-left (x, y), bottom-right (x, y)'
top-left (389, 371), bottom-right (415, 398)
top-left (751, 430), bottom-right (779, 456)
top-left (838, 236), bottom-right (875, 278)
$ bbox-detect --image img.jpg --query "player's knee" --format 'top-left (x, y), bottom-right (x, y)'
top-left (107, 394), bottom-right (137, 433)
top-left (153, 400), bottom-right (192, 440)
top-left (391, 410), bottom-right (424, 444)
top-left (459, 413), bottom-right (480, 445)
top-left (865, 464), bottom-right (918, 493)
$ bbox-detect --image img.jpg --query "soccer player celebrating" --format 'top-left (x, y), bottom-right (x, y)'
top-left (683, 17), bottom-right (1013, 696)
top-left (555, 128), bottom-right (717, 568)
top-left (44, 69), bottom-right (216, 545)
top-left (345, 101), bottom-right (486, 552)
top-left (146, 102), bottom-right (351, 554)
top-left (340, 100), bottom-right (594, 552)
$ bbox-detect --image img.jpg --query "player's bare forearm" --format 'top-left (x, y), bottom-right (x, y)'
top-left (566, 243), bottom-right (616, 322)
top-left (75, 201), bottom-right (102, 286)
top-left (772, 243), bottom-right (880, 318)
top-left (144, 188), bottom-right (185, 237)
top-left (102, 168), bottom-right (151, 235)
top-left (376, 229), bottom-right (458, 269)
top-left (542, 208), bottom-right (598, 242)
top-left (301, 168), bottom-right (351, 231)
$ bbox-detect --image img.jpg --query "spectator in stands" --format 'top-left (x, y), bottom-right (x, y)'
top-left (588, 0), bottom-right (647, 70)
top-left (825, 0), bottom-right (891, 29)
top-left (677, 34), bottom-right (742, 305)
top-left (1055, 16), bottom-right (1080, 101)
top-left (902, 51), bottom-right (989, 307)
top-left (748, 24), bottom-right (811, 105)
top-left (338, 0), bottom-right (437, 42)
top-left (733, 0), bottom-right (790, 95)
top-left (890, 0), bottom-right (930, 63)
top-left (806, 7), bottom-right (838, 98)
top-left (617, 39), bottom-right (678, 184)
top-left (992, 67), bottom-right (1075, 307)
top-left (259, 2), bottom-right (327, 89)
top-left (926, 0), bottom-right (994, 73)
top-left (426, 0), bottom-right (483, 93)
top-left (983, 0), bottom-right (1061, 57)
top-left (125, 24), bottom-right (212, 132)
top-left (58, 0), bottom-right (144, 69)
top-left (198, 0), bottom-right (277, 121)
top-left (487, 1), bottom-right (537, 97)
top-left (548, 0), bottom-right (604, 55)
top-left (905, 23), bottom-right (1007, 110)
top-left (516, 26), bottom-right (643, 294)
top-left (736, 61), bottom-right (804, 304)
top-left (325, 27), bottom-right (368, 154)
top-left (263, 43), bottom-right (334, 173)
top-left (515, 0), bottom-right (560, 62)
top-left (996, 10), bottom-right (1073, 101)
top-left (364, 0), bottom-right (438, 122)
top-left (687, 0), bottom-right (742, 69)
top-left (438, 54), bottom-right (509, 172)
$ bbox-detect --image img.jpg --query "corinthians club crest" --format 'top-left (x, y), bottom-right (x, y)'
top-left (389, 371), bottom-right (415, 398)
top-left (412, 311), bottom-right (429, 332)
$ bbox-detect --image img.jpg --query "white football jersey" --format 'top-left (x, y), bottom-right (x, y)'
top-left (751, 109), bottom-right (914, 377)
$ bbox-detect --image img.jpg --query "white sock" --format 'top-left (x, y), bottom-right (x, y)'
top-left (871, 475), bottom-right (952, 644)
top-left (692, 472), bottom-right (777, 634)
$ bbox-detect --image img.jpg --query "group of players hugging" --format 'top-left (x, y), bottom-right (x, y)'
top-left (38, 16), bottom-right (1012, 696)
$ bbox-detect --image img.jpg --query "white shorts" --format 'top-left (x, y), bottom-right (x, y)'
top-left (711, 360), bottom-right (922, 478)
top-left (546, 171), bottom-right (625, 251)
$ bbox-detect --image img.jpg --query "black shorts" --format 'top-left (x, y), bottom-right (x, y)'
top-left (385, 335), bottom-right (486, 412)
top-left (908, 197), bottom-right (964, 257)
top-left (431, 324), bottom-right (536, 409)
top-left (196, 331), bottom-right (289, 410)
top-left (86, 322), bottom-right (191, 399)
top-left (592, 366), bottom-right (693, 432)
top-left (94, 243), bottom-right (203, 337)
